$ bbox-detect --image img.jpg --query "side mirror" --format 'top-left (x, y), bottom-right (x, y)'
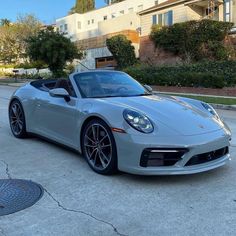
top-left (49, 88), bottom-right (70, 102)
top-left (143, 84), bottom-right (153, 93)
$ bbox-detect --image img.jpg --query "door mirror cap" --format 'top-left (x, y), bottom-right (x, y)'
top-left (143, 84), bottom-right (153, 93)
top-left (49, 88), bottom-right (70, 102)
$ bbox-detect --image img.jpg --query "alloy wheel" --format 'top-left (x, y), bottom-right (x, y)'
top-left (9, 102), bottom-right (24, 136)
top-left (84, 123), bottom-right (112, 171)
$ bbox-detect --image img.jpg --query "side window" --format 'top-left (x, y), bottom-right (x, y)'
top-left (224, 0), bottom-right (230, 22)
top-left (164, 11), bottom-right (173, 26)
top-left (152, 15), bottom-right (157, 25)
top-left (158, 14), bottom-right (163, 26)
top-left (68, 80), bottom-right (76, 97)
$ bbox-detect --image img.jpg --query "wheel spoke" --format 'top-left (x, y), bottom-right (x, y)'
top-left (99, 134), bottom-right (108, 143)
top-left (100, 150), bottom-right (110, 163)
top-left (17, 106), bottom-right (22, 117)
top-left (92, 125), bottom-right (97, 141)
top-left (12, 105), bottom-right (17, 116)
top-left (101, 144), bottom-right (111, 149)
top-left (98, 152), bottom-right (107, 168)
top-left (11, 120), bottom-right (17, 125)
top-left (18, 122), bottom-right (23, 130)
top-left (89, 148), bottom-right (97, 160)
top-left (96, 125), bottom-right (100, 141)
top-left (85, 135), bottom-right (96, 144)
top-left (93, 150), bottom-right (99, 165)
top-left (85, 144), bottom-right (97, 148)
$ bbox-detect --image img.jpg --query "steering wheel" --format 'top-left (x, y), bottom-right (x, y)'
top-left (116, 87), bottom-right (128, 94)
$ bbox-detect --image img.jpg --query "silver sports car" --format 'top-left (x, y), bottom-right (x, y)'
top-left (9, 71), bottom-right (232, 175)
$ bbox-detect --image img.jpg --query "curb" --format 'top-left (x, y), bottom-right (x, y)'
top-left (0, 83), bottom-right (27, 87)
top-left (156, 91), bottom-right (236, 99)
top-left (154, 91), bottom-right (236, 111)
top-left (211, 104), bottom-right (236, 111)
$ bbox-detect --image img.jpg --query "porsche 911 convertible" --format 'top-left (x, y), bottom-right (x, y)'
top-left (8, 71), bottom-right (232, 175)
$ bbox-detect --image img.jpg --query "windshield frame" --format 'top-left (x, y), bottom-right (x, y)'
top-left (73, 71), bottom-right (152, 99)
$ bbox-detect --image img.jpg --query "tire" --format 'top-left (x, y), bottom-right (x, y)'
top-left (9, 100), bottom-right (28, 138)
top-left (81, 119), bottom-right (118, 175)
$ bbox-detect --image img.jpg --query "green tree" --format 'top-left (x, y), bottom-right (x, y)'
top-left (26, 27), bottom-right (83, 77)
top-left (0, 24), bottom-right (20, 64)
top-left (70, 0), bottom-right (95, 14)
top-left (0, 14), bottom-right (41, 64)
top-left (106, 35), bottom-right (137, 69)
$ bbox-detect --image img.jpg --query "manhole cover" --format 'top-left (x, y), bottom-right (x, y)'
top-left (0, 179), bottom-right (44, 216)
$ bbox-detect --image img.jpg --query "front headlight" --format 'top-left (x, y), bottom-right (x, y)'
top-left (201, 102), bottom-right (219, 118)
top-left (123, 109), bottom-right (154, 133)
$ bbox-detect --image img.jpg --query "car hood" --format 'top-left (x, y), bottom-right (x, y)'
top-left (99, 95), bottom-right (224, 136)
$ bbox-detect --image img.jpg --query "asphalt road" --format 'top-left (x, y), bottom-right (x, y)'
top-left (0, 85), bottom-right (236, 236)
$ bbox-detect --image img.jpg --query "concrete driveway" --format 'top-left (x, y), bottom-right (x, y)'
top-left (0, 85), bottom-right (236, 236)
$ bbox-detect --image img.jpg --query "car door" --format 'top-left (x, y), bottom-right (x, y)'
top-left (33, 91), bottom-right (78, 149)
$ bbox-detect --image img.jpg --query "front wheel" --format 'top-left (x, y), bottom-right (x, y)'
top-left (9, 100), bottom-right (28, 138)
top-left (81, 119), bottom-right (118, 175)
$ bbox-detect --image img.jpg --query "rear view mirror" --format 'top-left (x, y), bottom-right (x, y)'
top-left (49, 88), bottom-right (70, 102)
top-left (144, 84), bottom-right (153, 93)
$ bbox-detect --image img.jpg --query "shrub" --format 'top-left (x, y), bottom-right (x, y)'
top-left (106, 34), bottom-right (137, 69)
top-left (14, 61), bottom-right (46, 69)
top-left (150, 20), bottom-right (234, 61)
top-left (26, 27), bottom-right (83, 77)
top-left (123, 61), bottom-right (236, 88)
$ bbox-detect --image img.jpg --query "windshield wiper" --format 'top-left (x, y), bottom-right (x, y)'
top-left (137, 93), bottom-right (153, 96)
top-left (93, 95), bottom-right (119, 98)
top-left (92, 93), bottom-right (153, 98)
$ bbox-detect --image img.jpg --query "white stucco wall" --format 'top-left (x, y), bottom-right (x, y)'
top-left (72, 13), bottom-right (140, 41)
top-left (56, 0), bottom-right (156, 40)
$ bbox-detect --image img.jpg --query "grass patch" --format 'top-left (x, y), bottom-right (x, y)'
top-left (165, 93), bottom-right (236, 105)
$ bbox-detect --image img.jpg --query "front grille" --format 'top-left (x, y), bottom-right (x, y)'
top-left (186, 147), bottom-right (229, 166)
top-left (140, 148), bottom-right (188, 167)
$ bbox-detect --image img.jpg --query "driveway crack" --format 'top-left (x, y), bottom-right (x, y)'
top-left (0, 160), bottom-right (12, 179)
top-left (43, 188), bottom-right (127, 236)
top-left (0, 160), bottom-right (127, 236)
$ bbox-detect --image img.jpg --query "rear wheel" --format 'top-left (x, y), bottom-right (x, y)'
top-left (81, 119), bottom-right (117, 175)
top-left (9, 100), bottom-right (28, 138)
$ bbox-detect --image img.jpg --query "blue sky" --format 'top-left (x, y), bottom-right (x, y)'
top-left (0, 0), bottom-right (106, 24)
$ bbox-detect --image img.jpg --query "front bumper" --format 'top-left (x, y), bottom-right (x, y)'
top-left (114, 129), bottom-right (231, 175)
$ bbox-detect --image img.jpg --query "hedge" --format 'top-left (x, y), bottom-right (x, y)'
top-left (123, 61), bottom-right (236, 89)
top-left (150, 20), bottom-right (234, 61)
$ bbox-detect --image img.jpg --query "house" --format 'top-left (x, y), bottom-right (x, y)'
top-left (56, 0), bottom-right (157, 70)
top-left (56, 0), bottom-right (236, 69)
top-left (139, 0), bottom-right (236, 64)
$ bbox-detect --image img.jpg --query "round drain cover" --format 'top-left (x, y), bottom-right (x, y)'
top-left (0, 179), bottom-right (44, 216)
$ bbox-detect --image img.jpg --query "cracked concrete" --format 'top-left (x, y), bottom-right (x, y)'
top-left (0, 153), bottom-right (126, 236)
top-left (0, 160), bottom-right (12, 179)
top-left (43, 188), bottom-right (127, 236)
top-left (0, 85), bottom-right (236, 236)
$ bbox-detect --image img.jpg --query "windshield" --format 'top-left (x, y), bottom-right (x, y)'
top-left (74, 71), bottom-right (151, 98)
